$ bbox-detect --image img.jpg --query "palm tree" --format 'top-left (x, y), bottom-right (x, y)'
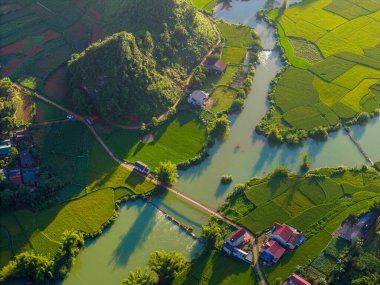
top-left (122, 268), bottom-right (157, 285)
top-left (148, 251), bottom-right (188, 284)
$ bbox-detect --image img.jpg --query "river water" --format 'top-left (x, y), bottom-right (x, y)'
top-left (63, 0), bottom-right (380, 284)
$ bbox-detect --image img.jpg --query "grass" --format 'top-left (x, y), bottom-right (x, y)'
top-left (174, 250), bottom-right (257, 285)
top-left (1, 119), bottom-right (158, 266)
top-left (104, 111), bottom-right (207, 169)
top-left (210, 86), bottom-right (237, 113)
top-left (263, 0), bottom-right (380, 136)
top-left (191, 0), bottom-right (219, 13)
top-left (216, 21), bottom-right (256, 48)
top-left (221, 47), bottom-right (247, 65)
top-left (220, 168), bottom-right (380, 281)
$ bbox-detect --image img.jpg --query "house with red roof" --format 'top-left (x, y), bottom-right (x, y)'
top-left (260, 240), bottom-right (286, 264)
top-left (271, 223), bottom-right (303, 250)
top-left (227, 228), bottom-right (246, 247)
top-left (289, 274), bottom-right (311, 285)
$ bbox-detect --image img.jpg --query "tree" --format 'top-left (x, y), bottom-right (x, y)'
top-left (229, 98), bottom-right (244, 112)
top-left (148, 250), bottom-right (188, 284)
top-left (122, 267), bottom-right (157, 285)
top-left (271, 166), bottom-right (290, 179)
top-left (0, 251), bottom-right (54, 283)
top-left (210, 115), bottom-right (230, 137)
top-left (156, 161), bottom-right (178, 186)
top-left (300, 152), bottom-right (311, 171)
top-left (142, 31), bottom-right (154, 54)
top-left (189, 66), bottom-right (206, 89)
top-left (201, 216), bottom-right (229, 249)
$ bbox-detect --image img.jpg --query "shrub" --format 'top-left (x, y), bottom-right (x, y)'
top-left (221, 174), bottom-right (233, 184)
top-left (301, 152), bottom-right (311, 171)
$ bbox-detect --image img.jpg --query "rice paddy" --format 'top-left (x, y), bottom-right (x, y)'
top-left (262, 0), bottom-right (380, 140)
top-left (221, 168), bottom-right (380, 282)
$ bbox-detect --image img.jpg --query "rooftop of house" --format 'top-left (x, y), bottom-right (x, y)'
top-left (20, 151), bottom-right (33, 166)
top-left (272, 223), bottom-right (294, 242)
top-left (290, 274), bottom-right (311, 285)
top-left (228, 228), bottom-right (246, 242)
top-left (134, 161), bottom-right (149, 169)
top-left (262, 240), bottom-right (286, 260)
top-left (288, 232), bottom-right (302, 247)
top-left (211, 59), bottom-right (227, 71)
top-left (189, 90), bottom-right (209, 99)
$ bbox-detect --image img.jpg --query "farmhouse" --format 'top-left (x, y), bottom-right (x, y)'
top-left (0, 144), bottom-right (11, 156)
top-left (187, 90), bottom-right (209, 106)
top-left (260, 240), bottom-right (286, 264)
top-left (133, 161), bottom-right (150, 175)
top-left (270, 223), bottom-right (304, 250)
top-left (207, 58), bottom-right (227, 74)
top-left (339, 212), bottom-right (377, 241)
top-left (20, 151), bottom-right (34, 168)
top-left (227, 228), bottom-right (246, 246)
top-left (289, 274), bottom-right (311, 285)
top-left (5, 168), bottom-right (22, 185)
top-left (222, 228), bottom-right (252, 263)
top-left (22, 167), bottom-right (40, 187)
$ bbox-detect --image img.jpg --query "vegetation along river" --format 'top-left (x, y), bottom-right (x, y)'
top-left (62, 0), bottom-right (380, 283)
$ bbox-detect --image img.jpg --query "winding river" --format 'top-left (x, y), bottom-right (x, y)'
top-left (62, 1), bottom-right (380, 284)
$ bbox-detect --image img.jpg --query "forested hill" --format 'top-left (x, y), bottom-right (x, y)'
top-left (68, 0), bottom-right (217, 121)
top-left (68, 32), bottom-right (180, 120)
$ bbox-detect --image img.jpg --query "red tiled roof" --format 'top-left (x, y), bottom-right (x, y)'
top-left (10, 175), bottom-right (22, 185)
top-left (262, 240), bottom-right (285, 259)
top-left (229, 228), bottom-right (246, 242)
top-left (291, 274), bottom-right (311, 285)
top-left (273, 223), bottom-right (293, 242)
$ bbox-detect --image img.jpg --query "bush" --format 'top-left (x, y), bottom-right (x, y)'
top-left (271, 166), bottom-right (290, 179)
top-left (156, 161), bottom-right (178, 186)
top-left (221, 175), bottom-right (233, 184)
top-left (210, 115), bottom-right (230, 137)
top-left (229, 98), bottom-right (245, 112)
top-left (301, 152), bottom-right (311, 171)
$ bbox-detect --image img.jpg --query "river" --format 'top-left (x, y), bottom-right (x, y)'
top-left (63, 0), bottom-right (380, 284)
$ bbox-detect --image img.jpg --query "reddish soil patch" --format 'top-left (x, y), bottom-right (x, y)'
top-left (0, 3), bottom-right (21, 14)
top-left (204, 98), bottom-right (216, 109)
top-left (89, 9), bottom-right (108, 43)
top-left (17, 92), bottom-right (34, 123)
top-left (44, 67), bottom-right (69, 101)
top-left (69, 21), bottom-right (86, 38)
top-left (26, 45), bottom-right (44, 57)
top-left (43, 30), bottom-right (60, 42)
top-left (0, 39), bottom-right (27, 55)
top-left (1, 57), bottom-right (25, 76)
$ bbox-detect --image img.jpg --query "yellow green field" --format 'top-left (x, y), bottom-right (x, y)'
top-left (260, 0), bottom-right (380, 142)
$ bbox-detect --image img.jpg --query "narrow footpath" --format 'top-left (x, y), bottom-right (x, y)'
top-left (345, 127), bottom-right (375, 168)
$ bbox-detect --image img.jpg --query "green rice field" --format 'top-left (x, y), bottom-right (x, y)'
top-left (262, 0), bottom-right (380, 139)
top-left (103, 111), bottom-right (207, 169)
top-left (0, 121), bottom-right (158, 267)
top-left (221, 167), bottom-right (380, 282)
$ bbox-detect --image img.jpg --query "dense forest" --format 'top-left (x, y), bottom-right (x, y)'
top-left (68, 0), bottom-right (217, 120)
top-left (0, 78), bottom-right (21, 134)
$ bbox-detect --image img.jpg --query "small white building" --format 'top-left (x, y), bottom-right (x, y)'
top-left (187, 90), bottom-right (209, 106)
top-left (227, 228), bottom-right (246, 247)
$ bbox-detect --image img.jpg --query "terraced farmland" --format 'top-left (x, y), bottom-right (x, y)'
top-left (258, 0), bottom-right (380, 143)
top-left (220, 167), bottom-right (380, 282)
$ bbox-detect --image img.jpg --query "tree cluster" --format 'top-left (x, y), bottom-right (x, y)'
top-left (122, 250), bottom-right (188, 285)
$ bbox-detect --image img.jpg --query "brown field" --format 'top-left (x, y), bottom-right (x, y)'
top-left (44, 67), bottom-right (69, 101)
top-left (1, 57), bottom-right (25, 76)
top-left (0, 39), bottom-right (27, 55)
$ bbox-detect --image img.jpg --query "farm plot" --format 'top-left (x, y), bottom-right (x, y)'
top-left (221, 168), bottom-right (380, 282)
top-left (216, 21), bottom-right (257, 48)
top-left (262, 0), bottom-right (380, 141)
top-left (221, 47), bottom-right (247, 64)
top-left (103, 111), bottom-right (207, 169)
top-left (210, 86), bottom-right (237, 113)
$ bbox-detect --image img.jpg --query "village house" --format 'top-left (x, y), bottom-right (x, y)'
top-left (20, 151), bottom-right (34, 168)
top-left (5, 168), bottom-right (22, 185)
top-left (222, 228), bottom-right (252, 263)
top-left (270, 223), bottom-right (304, 250)
top-left (22, 167), bottom-right (40, 187)
top-left (13, 130), bottom-right (32, 146)
top-left (133, 161), bottom-right (150, 175)
top-left (208, 58), bottom-right (227, 74)
top-left (0, 142), bottom-right (11, 156)
top-left (187, 90), bottom-right (209, 106)
top-left (288, 274), bottom-right (311, 285)
top-left (260, 240), bottom-right (286, 264)
top-left (339, 212), bottom-right (377, 241)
